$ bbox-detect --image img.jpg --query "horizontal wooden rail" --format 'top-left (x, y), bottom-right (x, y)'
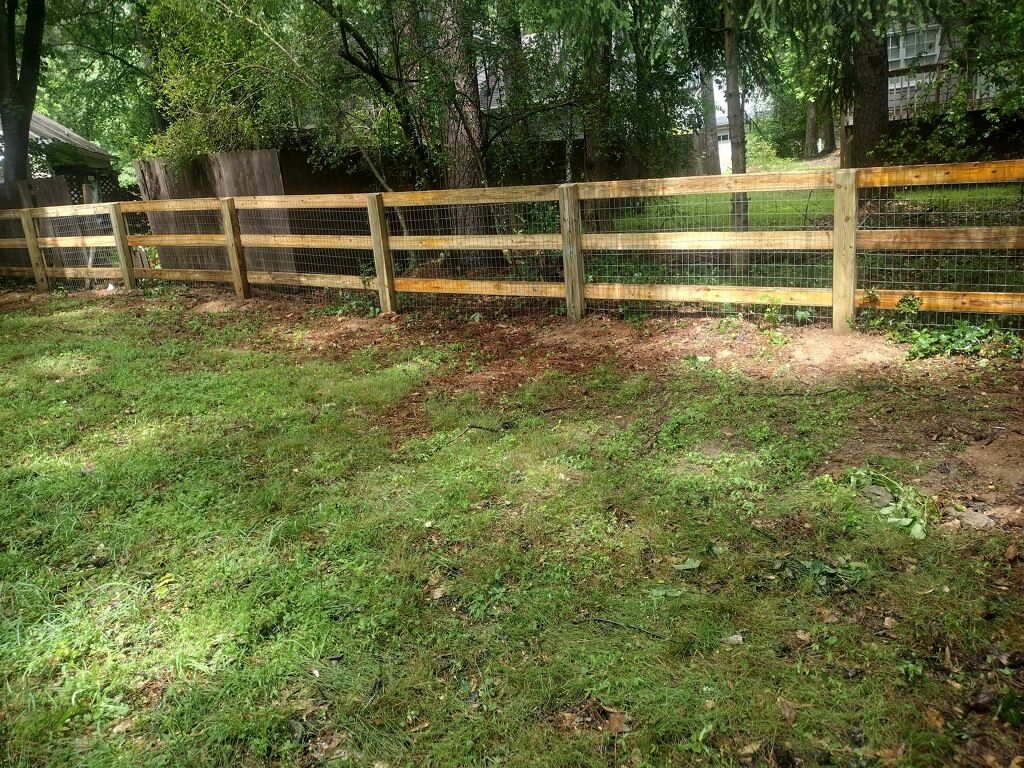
top-left (45, 267), bottom-right (123, 279)
top-left (247, 271), bottom-right (375, 290)
top-left (393, 277), bottom-right (564, 298)
top-left (584, 283), bottom-right (833, 307)
top-left (32, 203), bottom-right (113, 218)
top-left (389, 233), bottom-right (561, 250)
top-left (381, 184), bottom-right (561, 206)
top-left (119, 198), bottom-right (222, 213)
top-left (2, 158), bottom-right (1022, 326)
top-left (239, 234), bottom-right (374, 249)
top-left (857, 226), bottom-right (1024, 250)
top-left (0, 265), bottom-right (34, 276)
top-left (127, 234), bottom-right (226, 248)
top-left (858, 159), bottom-right (1024, 188)
top-left (135, 268), bottom-right (233, 282)
top-left (234, 194), bottom-right (368, 210)
top-left (37, 235), bottom-right (117, 249)
top-left (583, 230), bottom-right (832, 251)
top-left (857, 289), bottom-right (1024, 314)
top-left (577, 171), bottom-right (835, 199)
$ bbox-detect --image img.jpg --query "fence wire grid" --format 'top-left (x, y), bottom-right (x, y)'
top-left (3, 165), bottom-right (1023, 331)
top-left (581, 191), bottom-right (833, 321)
top-left (858, 181), bottom-right (1024, 328)
top-left (387, 200), bottom-right (563, 317)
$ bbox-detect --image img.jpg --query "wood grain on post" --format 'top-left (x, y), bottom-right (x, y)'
top-left (19, 210), bottom-right (48, 293)
top-left (219, 197), bottom-right (251, 299)
top-left (109, 203), bottom-right (136, 290)
top-left (366, 192), bottom-right (398, 314)
top-left (832, 169), bottom-right (857, 334)
top-left (559, 183), bottom-right (585, 321)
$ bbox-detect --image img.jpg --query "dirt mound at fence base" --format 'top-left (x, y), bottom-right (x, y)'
top-left (534, 316), bottom-right (638, 352)
top-left (620, 317), bottom-right (923, 382)
top-left (783, 328), bottom-right (908, 378)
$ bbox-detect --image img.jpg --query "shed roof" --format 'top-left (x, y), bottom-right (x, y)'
top-left (0, 112), bottom-right (114, 171)
top-left (30, 112), bottom-right (113, 166)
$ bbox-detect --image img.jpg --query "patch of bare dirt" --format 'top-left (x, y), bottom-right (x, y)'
top-left (964, 432), bottom-right (1024, 499)
top-left (0, 289), bottom-right (60, 313)
top-left (627, 317), bottom-right (952, 383)
top-left (550, 699), bottom-right (632, 735)
top-left (533, 315), bottom-right (639, 353)
top-left (784, 327), bottom-right (907, 377)
top-left (193, 298), bottom-right (240, 314)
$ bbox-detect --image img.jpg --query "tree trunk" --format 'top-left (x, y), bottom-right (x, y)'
top-left (0, 112), bottom-right (32, 181)
top-left (583, 37), bottom-right (612, 183)
top-left (803, 99), bottom-right (818, 158)
top-left (847, 32), bottom-right (890, 168)
top-left (723, 0), bottom-right (748, 273)
top-left (0, 0), bottom-right (46, 182)
top-left (442, 0), bottom-right (494, 273)
top-left (820, 97), bottom-right (837, 154)
top-left (698, 66), bottom-right (721, 175)
top-left (496, 0), bottom-right (525, 114)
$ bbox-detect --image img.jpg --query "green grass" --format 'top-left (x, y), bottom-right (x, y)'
top-left (612, 190), bottom-right (835, 233)
top-left (1, 296), bottom-right (1022, 766)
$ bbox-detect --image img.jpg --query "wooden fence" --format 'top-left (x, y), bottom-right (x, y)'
top-left (1, 159), bottom-right (1023, 334)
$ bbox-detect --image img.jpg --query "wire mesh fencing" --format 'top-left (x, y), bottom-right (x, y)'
top-left (236, 201), bottom-right (378, 310)
top-left (4, 160), bottom-right (1024, 333)
top-left (857, 179), bottom-right (1024, 329)
top-left (385, 196), bottom-right (565, 318)
top-left (579, 187), bottom-right (834, 322)
top-left (0, 215), bottom-right (34, 289)
top-left (35, 211), bottom-right (119, 293)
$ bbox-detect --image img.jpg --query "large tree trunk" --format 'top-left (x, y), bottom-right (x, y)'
top-left (803, 99), bottom-right (818, 158)
top-left (698, 66), bottom-right (721, 175)
top-left (442, 0), bottom-right (494, 273)
top-left (723, 0), bottom-right (748, 273)
top-left (1, 0), bottom-right (46, 182)
top-left (820, 97), bottom-right (837, 154)
top-left (495, 0), bottom-right (525, 114)
top-left (0, 111), bottom-right (32, 181)
top-left (583, 37), bottom-right (612, 183)
top-left (847, 32), bottom-right (890, 168)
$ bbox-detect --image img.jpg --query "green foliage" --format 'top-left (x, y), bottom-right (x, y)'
top-left (846, 467), bottom-right (933, 539)
top-left (902, 322), bottom-right (1024, 361)
top-left (859, 290), bottom-right (1024, 361)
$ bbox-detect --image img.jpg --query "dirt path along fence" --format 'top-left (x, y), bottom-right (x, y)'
top-left (1, 159), bottom-right (1022, 334)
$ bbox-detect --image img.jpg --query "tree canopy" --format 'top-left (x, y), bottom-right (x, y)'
top-left (0, 0), bottom-right (1022, 184)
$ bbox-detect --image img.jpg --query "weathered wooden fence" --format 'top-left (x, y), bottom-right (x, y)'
top-left (1, 159), bottom-right (1023, 334)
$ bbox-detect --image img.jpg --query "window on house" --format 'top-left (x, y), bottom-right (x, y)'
top-left (887, 24), bottom-right (941, 69)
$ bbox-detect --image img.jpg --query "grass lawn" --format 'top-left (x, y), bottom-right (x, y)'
top-left (1, 291), bottom-right (1022, 767)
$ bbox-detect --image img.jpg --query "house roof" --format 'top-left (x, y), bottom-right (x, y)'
top-left (0, 112), bottom-right (114, 171)
top-left (29, 112), bottom-right (113, 167)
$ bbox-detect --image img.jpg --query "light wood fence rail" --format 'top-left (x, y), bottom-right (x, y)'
top-left (1, 159), bottom-right (1023, 333)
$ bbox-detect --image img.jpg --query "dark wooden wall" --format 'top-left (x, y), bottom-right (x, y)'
top-left (0, 177), bottom-right (76, 272)
top-left (134, 151), bottom-right (293, 271)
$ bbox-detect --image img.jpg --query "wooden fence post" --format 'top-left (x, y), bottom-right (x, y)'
top-left (559, 183), bottom-right (585, 321)
top-left (19, 209), bottom-right (49, 293)
top-left (108, 202), bottom-right (136, 290)
top-left (832, 168), bottom-right (857, 334)
top-left (366, 192), bottom-right (398, 314)
top-left (219, 197), bottom-right (251, 299)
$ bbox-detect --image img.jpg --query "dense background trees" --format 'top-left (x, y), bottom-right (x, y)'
top-left (1, 0), bottom-right (1022, 187)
